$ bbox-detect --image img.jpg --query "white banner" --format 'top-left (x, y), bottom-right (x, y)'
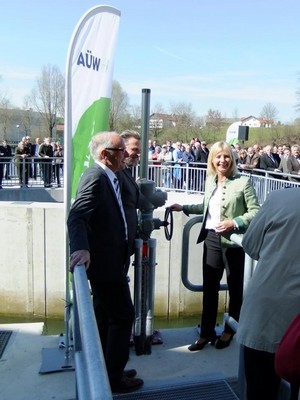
top-left (226, 121), bottom-right (241, 144)
top-left (64, 5), bottom-right (121, 203)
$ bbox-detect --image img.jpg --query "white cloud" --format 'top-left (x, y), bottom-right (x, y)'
top-left (153, 46), bottom-right (187, 63)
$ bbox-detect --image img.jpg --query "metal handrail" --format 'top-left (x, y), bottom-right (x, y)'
top-left (181, 218), bottom-right (257, 294)
top-left (72, 265), bottom-right (112, 400)
top-left (181, 215), bottom-right (227, 292)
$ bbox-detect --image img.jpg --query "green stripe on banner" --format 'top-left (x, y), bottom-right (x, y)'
top-left (71, 97), bottom-right (111, 199)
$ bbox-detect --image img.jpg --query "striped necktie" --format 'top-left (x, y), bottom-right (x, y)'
top-left (113, 177), bottom-right (128, 240)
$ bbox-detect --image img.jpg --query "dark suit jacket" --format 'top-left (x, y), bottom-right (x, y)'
top-left (194, 148), bottom-right (209, 164)
top-left (31, 143), bottom-right (40, 157)
top-left (259, 153), bottom-right (279, 170)
top-left (39, 143), bottom-right (53, 158)
top-left (199, 148), bottom-right (209, 163)
top-left (117, 167), bottom-right (140, 257)
top-left (67, 163), bottom-right (127, 283)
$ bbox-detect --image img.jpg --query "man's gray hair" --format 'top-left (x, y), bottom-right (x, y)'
top-left (89, 131), bottom-right (119, 161)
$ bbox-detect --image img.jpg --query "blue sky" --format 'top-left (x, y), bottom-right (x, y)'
top-left (1, 0), bottom-right (300, 123)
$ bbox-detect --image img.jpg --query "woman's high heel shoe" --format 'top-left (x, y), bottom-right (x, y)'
top-left (215, 332), bottom-right (234, 349)
top-left (188, 336), bottom-right (216, 352)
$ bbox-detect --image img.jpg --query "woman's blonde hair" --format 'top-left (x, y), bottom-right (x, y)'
top-left (207, 141), bottom-right (238, 176)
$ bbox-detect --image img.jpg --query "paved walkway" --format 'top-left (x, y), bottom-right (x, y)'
top-left (0, 322), bottom-right (241, 400)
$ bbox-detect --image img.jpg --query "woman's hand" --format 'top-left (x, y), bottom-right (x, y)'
top-left (215, 220), bottom-right (235, 233)
top-left (170, 203), bottom-right (183, 212)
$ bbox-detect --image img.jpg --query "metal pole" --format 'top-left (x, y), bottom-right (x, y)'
top-left (140, 88), bottom-right (151, 179)
top-left (133, 239), bottom-right (143, 337)
top-left (22, 158), bottom-right (26, 188)
top-left (144, 238), bottom-right (156, 355)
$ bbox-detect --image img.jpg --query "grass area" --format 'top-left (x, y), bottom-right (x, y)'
top-left (154, 124), bottom-right (300, 147)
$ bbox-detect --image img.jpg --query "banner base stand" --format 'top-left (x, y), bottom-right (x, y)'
top-left (39, 347), bottom-right (75, 374)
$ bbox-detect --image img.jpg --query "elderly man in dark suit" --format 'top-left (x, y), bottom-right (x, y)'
top-left (259, 145), bottom-right (279, 171)
top-left (67, 131), bottom-right (143, 393)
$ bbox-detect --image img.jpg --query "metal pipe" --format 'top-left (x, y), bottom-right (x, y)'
top-left (139, 88), bottom-right (151, 179)
top-left (133, 239), bottom-right (143, 337)
top-left (144, 238), bottom-right (156, 354)
top-left (181, 216), bottom-right (228, 292)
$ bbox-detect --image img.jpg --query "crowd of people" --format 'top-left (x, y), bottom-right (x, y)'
top-left (2, 135), bottom-right (300, 190)
top-left (147, 138), bottom-right (300, 190)
top-left (0, 136), bottom-right (64, 188)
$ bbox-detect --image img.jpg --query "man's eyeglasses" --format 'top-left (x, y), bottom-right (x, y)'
top-left (106, 147), bottom-right (125, 152)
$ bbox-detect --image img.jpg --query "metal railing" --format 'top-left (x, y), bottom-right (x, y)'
top-left (0, 157), bottom-right (64, 188)
top-left (72, 265), bottom-right (112, 400)
top-left (1, 159), bottom-right (299, 197)
top-left (144, 161), bottom-right (300, 204)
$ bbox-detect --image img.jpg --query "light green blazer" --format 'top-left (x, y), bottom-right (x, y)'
top-left (182, 174), bottom-right (260, 247)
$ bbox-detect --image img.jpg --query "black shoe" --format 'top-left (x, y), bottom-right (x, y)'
top-left (215, 333), bottom-right (234, 349)
top-left (111, 375), bottom-right (144, 393)
top-left (124, 369), bottom-right (137, 378)
top-left (188, 336), bottom-right (216, 351)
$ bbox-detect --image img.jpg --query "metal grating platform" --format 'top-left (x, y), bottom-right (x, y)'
top-left (113, 380), bottom-right (239, 400)
top-left (0, 330), bottom-right (12, 358)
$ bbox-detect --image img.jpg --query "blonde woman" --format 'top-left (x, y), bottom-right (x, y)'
top-left (171, 141), bottom-right (259, 351)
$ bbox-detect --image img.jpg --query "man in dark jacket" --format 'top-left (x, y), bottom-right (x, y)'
top-left (2, 139), bottom-right (12, 180)
top-left (67, 132), bottom-right (143, 394)
top-left (117, 130), bottom-right (141, 273)
top-left (38, 137), bottom-right (53, 187)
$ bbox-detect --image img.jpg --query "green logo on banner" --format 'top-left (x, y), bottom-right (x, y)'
top-left (71, 97), bottom-right (111, 199)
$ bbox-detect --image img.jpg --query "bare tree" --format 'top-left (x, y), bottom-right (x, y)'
top-left (206, 109), bottom-right (225, 131)
top-left (29, 64), bottom-right (65, 138)
top-left (232, 108), bottom-right (239, 120)
top-left (169, 101), bottom-right (196, 142)
top-left (0, 92), bottom-right (13, 139)
top-left (295, 72), bottom-right (300, 113)
top-left (151, 102), bottom-right (165, 115)
top-left (130, 104), bottom-right (141, 129)
top-left (109, 80), bottom-right (129, 131)
top-left (260, 102), bottom-right (278, 125)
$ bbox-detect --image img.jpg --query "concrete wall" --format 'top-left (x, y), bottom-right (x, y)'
top-left (0, 194), bottom-right (228, 318)
top-left (0, 202), bottom-right (66, 317)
